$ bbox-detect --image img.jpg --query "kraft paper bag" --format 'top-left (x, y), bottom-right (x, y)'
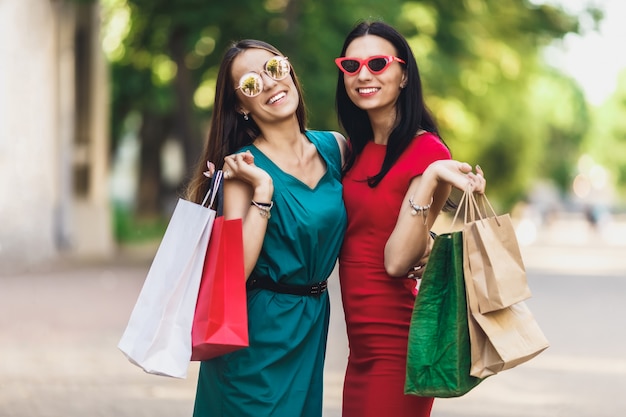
top-left (463, 236), bottom-right (550, 378)
top-left (463, 191), bottom-right (531, 313)
top-left (191, 217), bottom-right (248, 360)
top-left (118, 172), bottom-right (222, 378)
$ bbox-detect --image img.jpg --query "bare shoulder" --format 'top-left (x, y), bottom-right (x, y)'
top-left (329, 131), bottom-right (347, 151)
top-left (329, 131), bottom-right (347, 166)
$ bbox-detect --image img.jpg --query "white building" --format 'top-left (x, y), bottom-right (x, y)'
top-left (0, 0), bottom-right (113, 272)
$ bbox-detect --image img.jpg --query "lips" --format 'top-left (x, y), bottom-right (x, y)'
top-left (267, 91), bottom-right (286, 104)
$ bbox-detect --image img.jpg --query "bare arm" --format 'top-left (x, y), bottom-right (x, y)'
top-left (222, 151), bottom-right (274, 279)
top-left (384, 160), bottom-right (485, 277)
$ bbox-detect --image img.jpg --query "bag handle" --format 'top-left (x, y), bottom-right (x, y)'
top-left (451, 187), bottom-right (500, 228)
top-left (201, 170), bottom-right (224, 212)
top-left (450, 187), bottom-right (469, 228)
top-left (475, 192), bottom-right (498, 218)
top-left (465, 190), bottom-right (501, 227)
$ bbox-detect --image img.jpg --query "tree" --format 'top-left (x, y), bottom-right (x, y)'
top-left (394, 0), bottom-right (589, 207)
top-left (102, 0), bottom-right (591, 223)
top-left (583, 69), bottom-right (626, 198)
top-left (529, 68), bottom-right (590, 194)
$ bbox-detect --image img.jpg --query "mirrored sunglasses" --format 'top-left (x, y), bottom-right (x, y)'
top-left (236, 56), bottom-right (291, 97)
top-left (335, 55), bottom-right (406, 75)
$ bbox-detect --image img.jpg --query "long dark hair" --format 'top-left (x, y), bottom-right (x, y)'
top-left (186, 39), bottom-right (307, 203)
top-left (336, 21), bottom-right (443, 186)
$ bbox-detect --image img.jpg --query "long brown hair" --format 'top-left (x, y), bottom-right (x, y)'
top-left (185, 39), bottom-right (307, 203)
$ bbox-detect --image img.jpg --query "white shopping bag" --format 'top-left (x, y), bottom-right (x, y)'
top-left (118, 173), bottom-right (222, 378)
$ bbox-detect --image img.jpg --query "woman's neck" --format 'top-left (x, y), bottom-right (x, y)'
top-left (253, 118), bottom-right (309, 166)
top-left (254, 121), bottom-right (304, 152)
top-left (368, 107), bottom-right (397, 145)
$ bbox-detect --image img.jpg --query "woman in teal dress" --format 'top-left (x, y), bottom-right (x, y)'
top-left (185, 40), bottom-right (347, 416)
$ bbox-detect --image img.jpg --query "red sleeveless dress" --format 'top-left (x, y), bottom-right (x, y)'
top-left (339, 133), bottom-right (451, 417)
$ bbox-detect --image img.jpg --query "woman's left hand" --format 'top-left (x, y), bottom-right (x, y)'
top-left (424, 160), bottom-right (486, 193)
top-left (466, 164), bottom-right (485, 194)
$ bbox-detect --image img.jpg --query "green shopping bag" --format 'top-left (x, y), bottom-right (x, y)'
top-left (404, 231), bottom-right (483, 397)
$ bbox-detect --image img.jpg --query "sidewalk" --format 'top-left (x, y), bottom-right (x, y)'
top-left (0, 258), bottom-right (200, 417)
top-left (0, 213), bottom-right (624, 417)
top-left (519, 212), bottom-right (626, 275)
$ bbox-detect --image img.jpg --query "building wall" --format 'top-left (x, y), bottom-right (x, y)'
top-left (0, 0), bottom-right (113, 272)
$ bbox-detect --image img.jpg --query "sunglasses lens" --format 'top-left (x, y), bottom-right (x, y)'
top-left (368, 57), bottom-right (389, 72)
top-left (340, 59), bottom-right (361, 74)
top-left (239, 73), bottom-right (262, 97)
top-left (266, 57), bottom-right (290, 80)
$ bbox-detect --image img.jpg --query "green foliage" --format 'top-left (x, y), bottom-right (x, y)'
top-left (103, 0), bottom-right (591, 216)
top-left (583, 69), bottom-right (626, 197)
top-left (529, 69), bottom-right (589, 191)
top-left (395, 0), bottom-right (584, 207)
top-left (113, 202), bottom-right (168, 242)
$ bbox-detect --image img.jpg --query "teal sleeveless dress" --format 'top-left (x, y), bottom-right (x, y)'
top-left (193, 130), bottom-right (347, 417)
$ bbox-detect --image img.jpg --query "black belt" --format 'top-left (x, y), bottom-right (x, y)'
top-left (246, 276), bottom-right (328, 296)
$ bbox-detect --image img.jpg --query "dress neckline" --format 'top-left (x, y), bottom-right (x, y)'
top-left (249, 131), bottom-right (329, 191)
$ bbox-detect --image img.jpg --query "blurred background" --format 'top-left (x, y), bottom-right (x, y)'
top-left (1, 1), bottom-right (626, 416)
top-left (1, 0), bottom-right (626, 269)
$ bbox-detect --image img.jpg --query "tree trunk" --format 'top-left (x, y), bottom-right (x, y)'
top-left (170, 26), bottom-right (201, 186)
top-left (136, 112), bottom-right (171, 217)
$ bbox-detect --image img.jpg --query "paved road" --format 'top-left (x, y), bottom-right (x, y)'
top-left (1, 215), bottom-right (625, 417)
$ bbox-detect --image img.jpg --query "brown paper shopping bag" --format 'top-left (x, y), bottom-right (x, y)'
top-left (463, 191), bottom-right (531, 313)
top-left (463, 228), bottom-right (550, 379)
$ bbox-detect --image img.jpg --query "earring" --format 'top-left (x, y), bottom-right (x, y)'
top-left (243, 112), bottom-right (249, 121)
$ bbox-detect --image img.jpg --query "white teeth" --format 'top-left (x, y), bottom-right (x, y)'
top-left (358, 87), bottom-right (380, 94)
top-left (268, 92), bottom-right (286, 104)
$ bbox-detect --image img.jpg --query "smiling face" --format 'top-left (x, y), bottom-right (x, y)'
top-left (342, 34), bottom-right (406, 116)
top-left (232, 48), bottom-right (300, 125)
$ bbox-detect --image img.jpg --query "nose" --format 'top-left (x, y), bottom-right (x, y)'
top-left (357, 63), bottom-right (373, 79)
top-left (260, 71), bottom-right (278, 89)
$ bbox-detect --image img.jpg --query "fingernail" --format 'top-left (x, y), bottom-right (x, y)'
top-left (476, 165), bottom-right (481, 170)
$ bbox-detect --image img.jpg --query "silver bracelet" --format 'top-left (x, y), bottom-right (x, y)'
top-left (408, 197), bottom-right (432, 224)
top-left (251, 200), bottom-right (274, 219)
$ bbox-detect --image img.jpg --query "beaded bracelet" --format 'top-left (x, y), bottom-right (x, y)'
top-left (408, 197), bottom-right (432, 225)
top-left (251, 200), bottom-right (274, 219)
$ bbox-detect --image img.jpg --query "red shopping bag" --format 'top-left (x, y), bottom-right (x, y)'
top-left (191, 217), bottom-right (248, 360)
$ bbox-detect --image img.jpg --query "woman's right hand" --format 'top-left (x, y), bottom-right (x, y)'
top-left (223, 151), bottom-right (274, 202)
top-left (407, 231), bottom-right (436, 279)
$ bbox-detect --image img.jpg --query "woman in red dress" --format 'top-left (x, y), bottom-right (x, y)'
top-left (335, 21), bottom-right (485, 417)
